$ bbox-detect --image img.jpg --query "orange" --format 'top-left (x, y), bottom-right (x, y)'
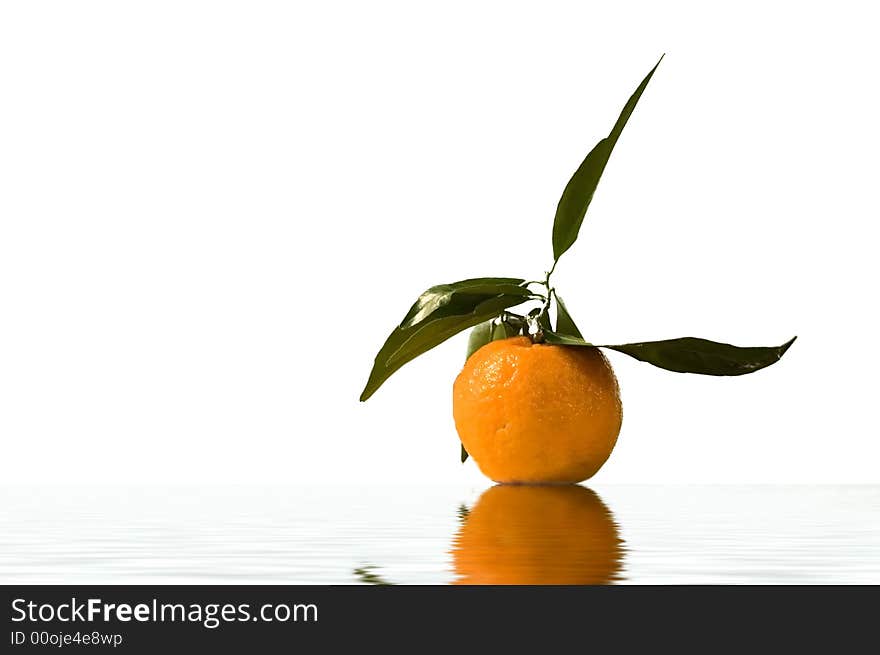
top-left (452, 484), bottom-right (623, 584)
top-left (453, 336), bottom-right (622, 484)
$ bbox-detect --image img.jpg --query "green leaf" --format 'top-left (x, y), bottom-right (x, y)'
top-left (601, 336), bottom-right (797, 376)
top-left (492, 320), bottom-right (519, 340)
top-left (543, 331), bottom-right (797, 376)
top-left (552, 56), bottom-right (663, 262)
top-left (543, 331), bottom-right (594, 347)
top-left (554, 294), bottom-right (583, 338)
top-left (466, 320), bottom-right (494, 360)
top-left (361, 283), bottom-right (535, 401)
top-left (460, 443), bottom-right (469, 463)
top-left (400, 277), bottom-right (529, 328)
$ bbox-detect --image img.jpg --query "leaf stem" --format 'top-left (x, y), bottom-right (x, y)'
top-left (524, 267), bottom-right (557, 342)
top-left (538, 270), bottom-right (555, 323)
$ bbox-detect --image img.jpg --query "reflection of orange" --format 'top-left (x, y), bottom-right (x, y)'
top-left (453, 337), bottom-right (622, 483)
top-left (452, 485), bottom-right (623, 585)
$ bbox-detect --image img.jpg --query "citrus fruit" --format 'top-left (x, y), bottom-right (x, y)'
top-left (452, 484), bottom-right (623, 584)
top-left (452, 336), bottom-right (622, 484)
top-left (361, 60), bottom-right (796, 485)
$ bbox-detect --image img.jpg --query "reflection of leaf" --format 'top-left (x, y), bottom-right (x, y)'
top-left (353, 566), bottom-right (393, 585)
top-left (457, 504), bottom-right (470, 523)
top-left (552, 57), bottom-right (663, 262)
top-left (543, 331), bottom-right (797, 376)
top-left (361, 280), bottom-right (536, 401)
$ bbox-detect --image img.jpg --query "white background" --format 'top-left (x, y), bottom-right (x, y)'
top-left (1, 1), bottom-right (877, 485)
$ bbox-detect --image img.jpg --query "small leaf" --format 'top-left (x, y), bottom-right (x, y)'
top-left (554, 294), bottom-right (583, 338)
top-left (543, 331), bottom-right (797, 376)
top-left (467, 316), bottom-right (524, 363)
top-left (552, 56), bottom-right (663, 262)
top-left (460, 443), bottom-right (469, 463)
top-left (466, 321), bottom-right (494, 360)
top-left (492, 320), bottom-right (519, 340)
top-left (400, 277), bottom-right (529, 328)
top-left (361, 283), bottom-right (534, 401)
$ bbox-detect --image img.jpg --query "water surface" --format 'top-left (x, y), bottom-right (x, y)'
top-left (1, 485), bottom-right (878, 584)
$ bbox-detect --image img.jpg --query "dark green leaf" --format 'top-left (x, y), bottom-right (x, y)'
top-left (552, 56), bottom-right (663, 262)
top-left (554, 294), bottom-right (583, 338)
top-left (400, 277), bottom-right (530, 328)
top-left (543, 331), bottom-right (797, 376)
top-left (460, 443), bottom-right (469, 463)
top-left (361, 288), bottom-right (533, 401)
top-left (601, 336), bottom-right (797, 375)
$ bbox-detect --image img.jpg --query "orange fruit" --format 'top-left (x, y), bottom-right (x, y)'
top-left (452, 484), bottom-right (623, 584)
top-left (453, 336), bottom-right (622, 484)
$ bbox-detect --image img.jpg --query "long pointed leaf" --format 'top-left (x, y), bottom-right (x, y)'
top-left (602, 336), bottom-right (797, 375)
top-left (552, 56), bottom-right (663, 261)
top-left (361, 286), bottom-right (533, 401)
top-left (543, 331), bottom-right (796, 376)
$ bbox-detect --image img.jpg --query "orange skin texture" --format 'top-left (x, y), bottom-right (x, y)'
top-left (452, 484), bottom-right (623, 584)
top-left (453, 336), bottom-right (622, 484)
